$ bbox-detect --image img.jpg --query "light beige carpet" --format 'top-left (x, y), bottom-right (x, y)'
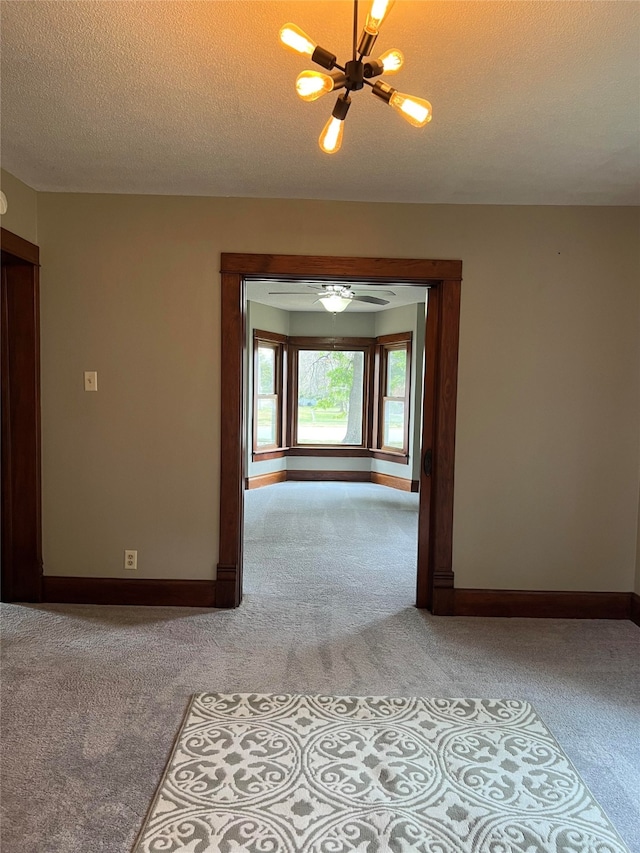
top-left (133, 693), bottom-right (630, 853)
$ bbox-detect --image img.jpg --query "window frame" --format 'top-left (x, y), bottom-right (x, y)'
top-left (373, 332), bottom-right (412, 461)
top-left (252, 329), bottom-right (288, 458)
top-left (251, 331), bottom-right (413, 464)
top-left (288, 336), bottom-right (375, 452)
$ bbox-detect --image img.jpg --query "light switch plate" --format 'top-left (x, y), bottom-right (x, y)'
top-left (84, 371), bottom-right (98, 391)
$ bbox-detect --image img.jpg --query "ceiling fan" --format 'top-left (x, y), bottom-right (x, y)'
top-left (268, 283), bottom-right (395, 312)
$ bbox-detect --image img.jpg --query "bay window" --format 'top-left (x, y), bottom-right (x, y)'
top-left (251, 331), bottom-right (412, 463)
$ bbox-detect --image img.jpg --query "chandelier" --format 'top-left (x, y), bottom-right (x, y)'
top-left (279, 0), bottom-right (432, 154)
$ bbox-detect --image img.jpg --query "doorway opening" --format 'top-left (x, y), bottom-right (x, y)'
top-left (217, 253), bottom-right (462, 613)
top-left (243, 281), bottom-right (425, 606)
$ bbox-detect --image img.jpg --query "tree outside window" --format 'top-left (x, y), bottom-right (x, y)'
top-left (296, 349), bottom-right (365, 445)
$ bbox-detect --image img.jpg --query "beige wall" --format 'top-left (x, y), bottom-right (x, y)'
top-left (288, 311), bottom-right (376, 338)
top-left (637, 281), bottom-right (640, 598)
top-left (636, 485), bottom-right (640, 595)
top-left (34, 191), bottom-right (639, 590)
top-left (0, 168), bottom-right (38, 244)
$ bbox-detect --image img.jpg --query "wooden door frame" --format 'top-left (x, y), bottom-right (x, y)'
top-left (217, 253), bottom-right (462, 614)
top-left (1, 227), bottom-right (43, 602)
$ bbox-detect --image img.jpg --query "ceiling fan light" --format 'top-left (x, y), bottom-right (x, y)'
top-left (320, 294), bottom-right (351, 313)
top-left (279, 23), bottom-right (316, 57)
top-left (390, 91), bottom-right (433, 127)
top-left (296, 70), bottom-right (334, 102)
top-left (379, 48), bottom-right (404, 73)
top-left (365, 0), bottom-right (395, 34)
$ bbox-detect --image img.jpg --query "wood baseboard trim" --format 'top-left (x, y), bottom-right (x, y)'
top-left (286, 470), bottom-right (371, 483)
top-left (371, 471), bottom-right (419, 492)
top-left (39, 578), bottom-right (639, 622)
top-left (245, 470), bottom-right (287, 490)
top-left (247, 470), bottom-right (421, 490)
top-left (43, 576), bottom-right (216, 607)
top-left (214, 564), bottom-right (240, 608)
top-left (453, 588), bottom-right (632, 619)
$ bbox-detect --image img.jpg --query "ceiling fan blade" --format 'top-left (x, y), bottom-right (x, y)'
top-left (268, 291), bottom-right (315, 295)
top-left (263, 281), bottom-right (397, 295)
top-left (353, 294), bottom-right (389, 305)
top-left (350, 288), bottom-right (396, 296)
top-left (267, 280), bottom-right (323, 290)
top-left (317, 284), bottom-right (396, 295)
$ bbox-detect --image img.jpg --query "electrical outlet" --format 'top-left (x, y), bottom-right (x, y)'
top-left (124, 549), bottom-right (137, 570)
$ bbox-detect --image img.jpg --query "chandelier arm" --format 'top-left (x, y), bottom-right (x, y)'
top-left (352, 0), bottom-right (359, 62)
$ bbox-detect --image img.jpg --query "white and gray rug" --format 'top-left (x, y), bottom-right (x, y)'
top-left (132, 693), bottom-right (630, 853)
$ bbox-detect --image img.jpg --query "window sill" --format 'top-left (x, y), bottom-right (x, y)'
top-left (252, 448), bottom-right (288, 461)
top-left (371, 450), bottom-right (410, 465)
top-left (287, 447), bottom-right (370, 458)
top-left (253, 447), bottom-right (410, 464)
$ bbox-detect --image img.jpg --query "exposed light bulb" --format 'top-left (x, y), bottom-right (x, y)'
top-left (389, 91), bottom-right (433, 127)
top-left (319, 116), bottom-right (345, 154)
top-left (365, 0), bottom-right (395, 34)
top-left (320, 294), bottom-right (351, 313)
top-left (296, 70), bottom-right (334, 102)
top-left (279, 23), bottom-right (316, 57)
top-left (379, 48), bottom-right (404, 74)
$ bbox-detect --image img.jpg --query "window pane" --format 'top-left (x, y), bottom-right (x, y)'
top-left (383, 400), bottom-right (405, 449)
top-left (257, 346), bottom-right (275, 395)
top-left (387, 348), bottom-right (407, 397)
top-left (297, 350), bottom-right (364, 445)
top-left (256, 397), bottom-right (277, 446)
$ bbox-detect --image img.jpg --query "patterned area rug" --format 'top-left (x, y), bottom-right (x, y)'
top-left (133, 694), bottom-right (630, 853)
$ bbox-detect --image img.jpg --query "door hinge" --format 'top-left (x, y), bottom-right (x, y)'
top-left (423, 448), bottom-right (432, 478)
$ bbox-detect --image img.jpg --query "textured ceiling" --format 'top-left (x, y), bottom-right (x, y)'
top-left (1, 1), bottom-right (638, 204)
